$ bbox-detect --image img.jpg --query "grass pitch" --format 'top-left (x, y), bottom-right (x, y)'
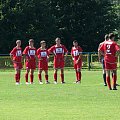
top-left (0, 70), bottom-right (120, 120)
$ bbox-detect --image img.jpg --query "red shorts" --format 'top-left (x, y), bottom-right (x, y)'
top-left (54, 59), bottom-right (64, 69)
top-left (74, 61), bottom-right (82, 70)
top-left (38, 62), bottom-right (48, 71)
top-left (13, 62), bottom-right (22, 69)
top-left (26, 61), bottom-right (36, 69)
top-left (105, 62), bottom-right (117, 70)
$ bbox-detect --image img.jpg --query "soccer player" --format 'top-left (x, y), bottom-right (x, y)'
top-left (71, 40), bottom-right (82, 84)
top-left (98, 33), bottom-right (120, 90)
top-left (98, 34), bottom-right (109, 86)
top-left (10, 40), bottom-right (22, 85)
top-left (48, 37), bottom-right (68, 84)
top-left (37, 40), bottom-right (50, 84)
top-left (23, 39), bottom-right (37, 84)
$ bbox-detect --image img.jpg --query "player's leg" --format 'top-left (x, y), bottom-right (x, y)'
top-left (106, 70), bottom-right (112, 90)
top-left (112, 70), bottom-right (117, 90)
top-left (30, 69), bottom-right (34, 84)
top-left (45, 70), bottom-right (50, 84)
top-left (103, 69), bottom-right (107, 86)
top-left (25, 69), bottom-right (30, 84)
top-left (102, 59), bottom-right (107, 86)
top-left (14, 68), bottom-right (20, 85)
top-left (38, 69), bottom-right (43, 84)
top-left (60, 68), bottom-right (65, 84)
top-left (112, 71), bottom-right (119, 86)
top-left (54, 69), bottom-right (58, 84)
top-left (77, 68), bottom-right (81, 83)
top-left (18, 69), bottom-right (21, 83)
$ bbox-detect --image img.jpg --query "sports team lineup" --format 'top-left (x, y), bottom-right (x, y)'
top-left (10, 33), bottom-right (120, 90)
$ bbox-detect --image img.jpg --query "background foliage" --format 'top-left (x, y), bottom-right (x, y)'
top-left (0, 0), bottom-right (120, 53)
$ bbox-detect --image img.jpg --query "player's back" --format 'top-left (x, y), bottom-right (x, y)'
top-left (103, 40), bottom-right (119, 63)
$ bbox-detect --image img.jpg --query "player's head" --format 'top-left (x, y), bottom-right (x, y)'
top-left (109, 33), bottom-right (115, 40)
top-left (40, 40), bottom-right (46, 48)
top-left (29, 39), bottom-right (34, 46)
top-left (73, 40), bottom-right (78, 47)
top-left (55, 37), bottom-right (61, 45)
top-left (16, 40), bottom-right (21, 47)
top-left (104, 34), bottom-right (109, 41)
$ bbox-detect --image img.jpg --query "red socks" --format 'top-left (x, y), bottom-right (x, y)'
top-left (15, 74), bottom-right (19, 83)
top-left (30, 74), bottom-right (34, 83)
top-left (54, 73), bottom-right (57, 81)
top-left (76, 71), bottom-right (81, 81)
top-left (38, 74), bottom-right (42, 81)
top-left (38, 74), bottom-right (48, 82)
top-left (15, 73), bottom-right (21, 83)
top-left (106, 76), bottom-right (111, 90)
top-left (60, 74), bottom-right (64, 82)
top-left (25, 73), bottom-right (28, 82)
top-left (112, 74), bottom-right (117, 88)
top-left (45, 75), bottom-right (48, 82)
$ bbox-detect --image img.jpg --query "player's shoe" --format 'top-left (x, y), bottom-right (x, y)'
top-left (45, 81), bottom-right (50, 84)
top-left (104, 83), bottom-right (107, 86)
top-left (16, 82), bottom-right (20, 85)
top-left (113, 87), bottom-right (117, 90)
top-left (30, 82), bottom-right (34, 84)
top-left (54, 81), bottom-right (57, 84)
top-left (39, 81), bottom-right (43, 85)
top-left (26, 82), bottom-right (29, 85)
top-left (61, 81), bottom-right (66, 84)
top-left (74, 81), bottom-right (80, 84)
top-left (116, 83), bottom-right (119, 86)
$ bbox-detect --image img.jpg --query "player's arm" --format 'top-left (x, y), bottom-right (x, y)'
top-left (71, 49), bottom-right (74, 61)
top-left (98, 43), bottom-right (104, 62)
top-left (23, 47), bottom-right (30, 62)
top-left (10, 48), bottom-right (16, 63)
top-left (76, 48), bottom-right (82, 64)
top-left (115, 44), bottom-right (120, 57)
top-left (98, 50), bottom-right (104, 62)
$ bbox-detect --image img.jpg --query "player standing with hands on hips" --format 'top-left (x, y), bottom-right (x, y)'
top-left (71, 40), bottom-right (83, 84)
top-left (23, 39), bottom-right (37, 85)
top-left (37, 40), bottom-right (50, 84)
top-left (48, 38), bottom-right (68, 84)
top-left (10, 40), bottom-right (23, 85)
top-left (98, 33), bottom-right (120, 90)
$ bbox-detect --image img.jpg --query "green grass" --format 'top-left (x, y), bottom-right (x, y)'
top-left (0, 69), bottom-right (120, 120)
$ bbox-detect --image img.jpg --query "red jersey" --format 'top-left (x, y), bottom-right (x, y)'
top-left (37, 48), bottom-right (49, 62)
top-left (10, 47), bottom-right (22, 62)
top-left (99, 40), bottom-right (120, 63)
top-left (23, 46), bottom-right (37, 61)
top-left (71, 46), bottom-right (83, 61)
top-left (48, 44), bottom-right (68, 59)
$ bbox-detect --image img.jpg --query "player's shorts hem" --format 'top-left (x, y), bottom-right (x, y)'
top-left (38, 68), bottom-right (48, 71)
top-left (54, 67), bottom-right (64, 69)
top-left (105, 69), bottom-right (117, 70)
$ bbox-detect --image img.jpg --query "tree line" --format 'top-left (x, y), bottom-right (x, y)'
top-left (0, 0), bottom-right (119, 53)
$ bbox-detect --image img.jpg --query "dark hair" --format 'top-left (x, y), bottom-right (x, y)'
top-left (104, 34), bottom-right (109, 40)
top-left (73, 40), bottom-right (78, 43)
top-left (109, 33), bottom-right (115, 39)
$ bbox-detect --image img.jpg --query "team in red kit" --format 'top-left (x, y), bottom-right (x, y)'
top-left (10, 33), bottom-right (120, 90)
